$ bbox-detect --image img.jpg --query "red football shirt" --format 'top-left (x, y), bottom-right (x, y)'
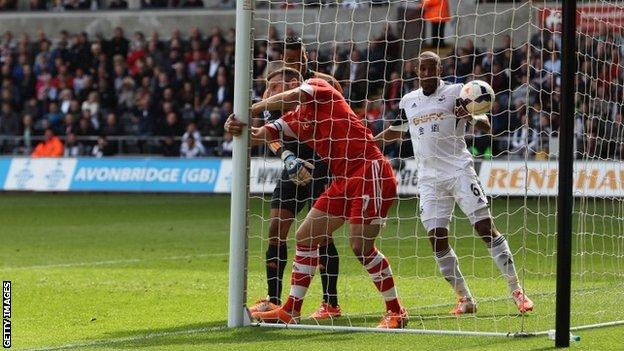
top-left (266, 78), bottom-right (384, 178)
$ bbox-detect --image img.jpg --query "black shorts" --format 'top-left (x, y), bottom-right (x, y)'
top-left (271, 167), bottom-right (329, 215)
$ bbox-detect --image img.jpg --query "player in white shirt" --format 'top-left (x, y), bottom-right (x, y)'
top-left (376, 51), bottom-right (534, 314)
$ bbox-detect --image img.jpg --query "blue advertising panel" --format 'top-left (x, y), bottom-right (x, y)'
top-left (70, 158), bottom-right (223, 192)
top-left (0, 158), bottom-right (11, 186)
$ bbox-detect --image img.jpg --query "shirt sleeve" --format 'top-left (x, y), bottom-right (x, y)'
top-left (389, 109), bottom-right (409, 132)
top-left (300, 78), bottom-right (334, 103)
top-left (265, 116), bottom-right (297, 140)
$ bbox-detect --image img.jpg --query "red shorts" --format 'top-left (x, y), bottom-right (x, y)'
top-left (313, 159), bottom-right (397, 224)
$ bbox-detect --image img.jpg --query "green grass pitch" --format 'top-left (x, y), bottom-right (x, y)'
top-left (1, 193), bottom-right (622, 350)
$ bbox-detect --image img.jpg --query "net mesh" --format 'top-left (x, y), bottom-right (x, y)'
top-left (242, 0), bottom-right (624, 334)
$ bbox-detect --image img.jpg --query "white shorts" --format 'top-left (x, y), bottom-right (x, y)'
top-left (418, 168), bottom-right (490, 230)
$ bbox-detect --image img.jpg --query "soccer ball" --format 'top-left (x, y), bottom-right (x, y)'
top-left (459, 80), bottom-right (495, 115)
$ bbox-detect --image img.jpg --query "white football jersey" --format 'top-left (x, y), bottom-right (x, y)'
top-left (391, 80), bottom-right (474, 180)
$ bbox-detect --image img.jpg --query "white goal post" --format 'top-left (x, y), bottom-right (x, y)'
top-left (227, 0), bottom-right (254, 328)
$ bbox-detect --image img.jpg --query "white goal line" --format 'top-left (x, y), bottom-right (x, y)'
top-left (254, 320), bottom-right (624, 338)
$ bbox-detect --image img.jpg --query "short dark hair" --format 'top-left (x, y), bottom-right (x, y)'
top-left (266, 66), bottom-right (303, 83)
top-left (284, 36), bottom-right (304, 51)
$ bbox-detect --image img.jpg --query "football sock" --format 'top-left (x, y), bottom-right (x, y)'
top-left (319, 241), bottom-right (339, 307)
top-left (282, 245), bottom-right (318, 314)
top-left (360, 247), bottom-right (401, 313)
top-left (487, 235), bottom-right (521, 293)
top-left (435, 247), bottom-right (472, 299)
top-left (266, 243), bottom-right (287, 305)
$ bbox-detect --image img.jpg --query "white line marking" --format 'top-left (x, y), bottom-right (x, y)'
top-left (4, 253), bottom-right (229, 270)
top-left (26, 325), bottom-right (227, 351)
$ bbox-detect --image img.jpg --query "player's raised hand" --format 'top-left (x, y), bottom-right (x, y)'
top-left (281, 150), bottom-right (315, 186)
top-left (454, 102), bottom-right (472, 122)
top-left (224, 114), bottom-right (247, 136)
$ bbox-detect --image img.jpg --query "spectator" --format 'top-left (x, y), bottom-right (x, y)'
top-left (49, 0), bottom-right (64, 11)
top-left (32, 128), bottom-right (64, 157)
top-left (160, 111), bottom-right (184, 136)
top-left (116, 77), bottom-right (136, 112)
top-left (102, 113), bottom-right (123, 136)
top-left (29, 0), bottom-right (47, 10)
top-left (203, 108), bottom-right (224, 139)
top-left (64, 132), bottom-right (84, 156)
top-left (131, 94), bottom-right (154, 152)
top-left (44, 102), bottom-right (63, 130)
top-left (61, 113), bottom-right (77, 135)
top-left (212, 71), bottom-right (232, 107)
top-left (91, 135), bottom-right (115, 157)
top-left (219, 132), bottom-right (233, 156)
top-left (182, 121), bottom-right (201, 142)
top-left (17, 114), bottom-right (35, 155)
top-left (81, 91), bottom-right (101, 126)
top-left (141, 0), bottom-right (167, 8)
top-left (207, 50), bottom-right (222, 79)
top-left (182, 0), bottom-right (204, 7)
top-left (0, 0), bottom-right (16, 10)
top-left (161, 135), bottom-right (179, 157)
top-left (76, 116), bottom-right (94, 137)
top-left (107, 27), bottom-right (129, 58)
top-left (180, 135), bottom-right (204, 158)
top-left (510, 113), bottom-right (539, 158)
top-left (109, 0), bottom-right (128, 8)
top-left (419, 0), bottom-right (451, 48)
top-left (0, 102), bottom-right (18, 153)
top-left (0, 102), bottom-right (19, 135)
top-left (195, 74), bottom-right (214, 116)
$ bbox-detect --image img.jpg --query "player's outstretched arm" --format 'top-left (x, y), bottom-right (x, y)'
top-left (375, 127), bottom-right (404, 148)
top-left (224, 114), bottom-right (278, 147)
top-left (250, 87), bottom-right (310, 117)
top-left (375, 108), bottom-right (408, 147)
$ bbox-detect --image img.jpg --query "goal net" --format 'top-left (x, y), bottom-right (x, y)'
top-left (236, 0), bottom-right (624, 336)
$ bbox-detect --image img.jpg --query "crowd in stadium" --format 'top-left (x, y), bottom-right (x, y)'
top-left (1, 0), bottom-right (216, 11)
top-left (0, 26), bottom-right (238, 157)
top-left (0, 19), bottom-right (621, 159)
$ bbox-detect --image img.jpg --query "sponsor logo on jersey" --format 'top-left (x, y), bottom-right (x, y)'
top-left (411, 112), bottom-right (447, 126)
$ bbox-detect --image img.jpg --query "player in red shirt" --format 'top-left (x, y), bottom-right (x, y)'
top-left (225, 67), bottom-right (408, 328)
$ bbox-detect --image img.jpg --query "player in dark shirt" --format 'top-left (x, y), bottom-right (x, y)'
top-left (248, 37), bottom-right (343, 320)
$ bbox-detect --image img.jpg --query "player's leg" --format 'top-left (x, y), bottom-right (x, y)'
top-left (349, 160), bottom-right (407, 328)
top-left (349, 222), bottom-right (407, 328)
top-left (249, 179), bottom-right (298, 314)
top-left (455, 171), bottom-right (534, 313)
top-left (308, 165), bottom-right (341, 319)
top-left (472, 216), bottom-right (534, 312)
top-left (420, 179), bottom-right (475, 314)
top-left (252, 182), bottom-right (346, 324)
top-left (265, 208), bottom-right (293, 300)
top-left (317, 239), bottom-right (340, 308)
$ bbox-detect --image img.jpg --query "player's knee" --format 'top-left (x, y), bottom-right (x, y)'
top-left (469, 207), bottom-right (491, 227)
top-left (269, 218), bottom-right (292, 241)
top-left (471, 208), bottom-right (495, 236)
top-left (474, 218), bottom-right (497, 241)
top-left (422, 218), bottom-right (449, 233)
top-left (295, 223), bottom-right (316, 243)
top-left (428, 234), bottom-right (449, 250)
top-left (268, 220), bottom-right (281, 237)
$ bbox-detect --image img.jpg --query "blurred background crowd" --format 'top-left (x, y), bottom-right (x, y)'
top-left (0, 1), bottom-right (621, 160)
